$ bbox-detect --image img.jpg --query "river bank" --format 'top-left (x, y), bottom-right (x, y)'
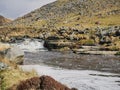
top-left (0, 39), bottom-right (120, 90)
top-left (0, 39), bottom-right (120, 73)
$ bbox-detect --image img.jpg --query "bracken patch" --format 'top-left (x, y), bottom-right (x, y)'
top-left (9, 75), bottom-right (77, 90)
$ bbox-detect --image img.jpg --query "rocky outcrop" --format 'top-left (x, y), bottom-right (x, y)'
top-left (9, 76), bottom-right (77, 90)
top-left (5, 46), bottom-right (24, 65)
top-left (0, 42), bottom-right (24, 65)
top-left (9, 36), bottom-right (25, 43)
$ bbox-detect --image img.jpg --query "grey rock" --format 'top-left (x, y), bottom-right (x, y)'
top-left (5, 46), bottom-right (24, 65)
top-left (0, 62), bottom-right (8, 70)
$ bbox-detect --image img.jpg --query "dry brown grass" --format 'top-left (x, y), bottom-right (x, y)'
top-left (55, 13), bottom-right (120, 29)
top-left (0, 43), bottom-right (10, 51)
top-left (0, 56), bottom-right (37, 90)
top-left (0, 46), bottom-right (37, 90)
top-left (1, 68), bottom-right (37, 90)
top-left (0, 57), bottom-right (17, 69)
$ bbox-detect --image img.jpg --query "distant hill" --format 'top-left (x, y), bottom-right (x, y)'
top-left (0, 0), bottom-right (120, 51)
top-left (10, 0), bottom-right (120, 28)
top-left (0, 15), bottom-right (11, 26)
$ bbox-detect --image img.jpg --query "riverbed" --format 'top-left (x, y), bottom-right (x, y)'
top-left (11, 39), bottom-right (120, 90)
top-left (21, 65), bottom-right (120, 90)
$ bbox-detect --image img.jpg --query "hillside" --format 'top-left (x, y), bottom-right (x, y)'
top-left (0, 15), bottom-right (11, 26)
top-left (0, 0), bottom-right (120, 51)
top-left (8, 0), bottom-right (119, 27)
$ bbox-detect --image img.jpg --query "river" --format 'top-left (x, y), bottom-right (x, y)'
top-left (12, 39), bottom-right (120, 90)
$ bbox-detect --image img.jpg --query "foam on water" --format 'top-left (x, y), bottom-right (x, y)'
top-left (11, 39), bottom-right (47, 52)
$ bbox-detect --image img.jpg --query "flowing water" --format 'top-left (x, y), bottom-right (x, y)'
top-left (11, 39), bottom-right (47, 52)
top-left (13, 39), bottom-right (120, 90)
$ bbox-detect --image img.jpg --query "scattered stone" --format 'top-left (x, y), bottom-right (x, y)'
top-left (9, 36), bottom-right (25, 43)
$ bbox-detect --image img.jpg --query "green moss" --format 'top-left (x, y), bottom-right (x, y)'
top-left (115, 52), bottom-right (120, 55)
top-left (0, 70), bottom-right (6, 90)
top-left (79, 39), bottom-right (95, 46)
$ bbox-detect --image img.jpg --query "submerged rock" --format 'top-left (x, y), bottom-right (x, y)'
top-left (9, 76), bottom-right (77, 90)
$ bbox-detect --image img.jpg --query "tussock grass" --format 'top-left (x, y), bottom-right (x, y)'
top-left (0, 58), bottom-right (37, 90)
top-left (0, 68), bottom-right (37, 90)
top-left (0, 57), bottom-right (17, 69)
top-left (55, 14), bottom-right (120, 29)
top-left (0, 49), bottom-right (37, 90)
top-left (0, 43), bottom-right (10, 51)
top-left (108, 41), bottom-right (120, 51)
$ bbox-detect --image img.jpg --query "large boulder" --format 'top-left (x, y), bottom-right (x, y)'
top-left (5, 46), bottom-right (24, 65)
top-left (44, 40), bottom-right (74, 51)
top-left (9, 76), bottom-right (77, 90)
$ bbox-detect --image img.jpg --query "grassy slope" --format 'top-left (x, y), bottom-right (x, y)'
top-left (0, 48), bottom-right (37, 90)
top-left (8, 0), bottom-right (120, 28)
top-left (0, 68), bottom-right (37, 90)
top-left (0, 60), bottom-right (37, 90)
top-left (0, 0), bottom-right (120, 50)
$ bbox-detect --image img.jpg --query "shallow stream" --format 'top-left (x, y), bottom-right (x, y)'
top-left (13, 39), bottom-right (120, 90)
